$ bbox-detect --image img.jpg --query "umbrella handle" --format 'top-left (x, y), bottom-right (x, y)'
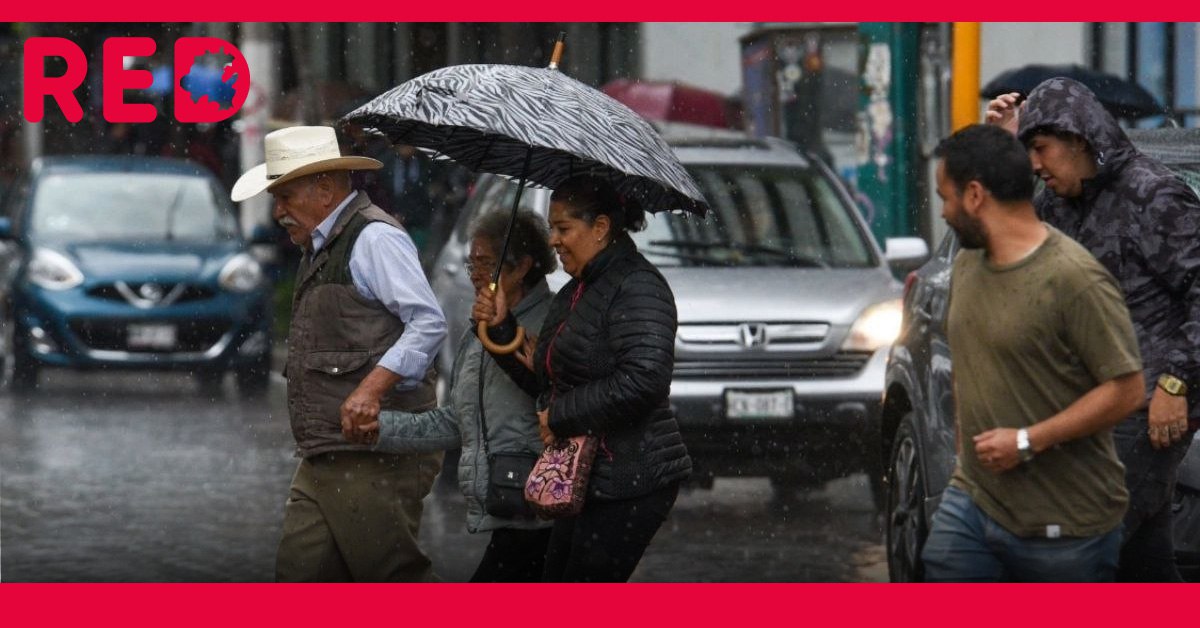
top-left (549, 32), bottom-right (566, 70)
top-left (477, 320), bottom-right (525, 355)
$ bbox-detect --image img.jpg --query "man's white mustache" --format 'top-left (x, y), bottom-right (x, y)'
top-left (278, 217), bottom-right (300, 228)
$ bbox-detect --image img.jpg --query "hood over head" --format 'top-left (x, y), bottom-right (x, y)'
top-left (1017, 77), bottom-right (1137, 177)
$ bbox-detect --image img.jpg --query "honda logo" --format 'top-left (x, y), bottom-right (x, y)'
top-left (737, 323), bottom-right (768, 349)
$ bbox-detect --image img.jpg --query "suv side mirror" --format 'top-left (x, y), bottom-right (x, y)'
top-left (0, 217), bottom-right (12, 240)
top-left (885, 237), bottom-right (930, 274)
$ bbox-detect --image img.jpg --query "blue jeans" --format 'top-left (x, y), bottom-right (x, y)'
top-left (922, 486), bottom-right (1121, 582)
top-left (1112, 412), bottom-right (1195, 582)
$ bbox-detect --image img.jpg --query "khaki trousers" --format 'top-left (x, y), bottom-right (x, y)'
top-left (275, 450), bottom-right (443, 582)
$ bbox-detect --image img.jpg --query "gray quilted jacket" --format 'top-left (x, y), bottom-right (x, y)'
top-left (373, 280), bottom-right (553, 533)
top-left (1019, 77), bottom-right (1200, 420)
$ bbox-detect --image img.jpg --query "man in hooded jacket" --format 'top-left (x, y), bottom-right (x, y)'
top-left (987, 78), bottom-right (1200, 581)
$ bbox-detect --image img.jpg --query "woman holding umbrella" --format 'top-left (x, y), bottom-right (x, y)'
top-left (474, 175), bottom-right (692, 582)
top-left (342, 36), bottom-right (703, 580)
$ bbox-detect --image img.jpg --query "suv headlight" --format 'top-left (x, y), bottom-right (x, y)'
top-left (28, 248), bottom-right (84, 290)
top-left (219, 253), bottom-right (264, 293)
top-left (842, 298), bottom-right (903, 353)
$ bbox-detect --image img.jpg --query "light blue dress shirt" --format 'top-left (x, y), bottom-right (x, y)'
top-left (310, 190), bottom-right (446, 384)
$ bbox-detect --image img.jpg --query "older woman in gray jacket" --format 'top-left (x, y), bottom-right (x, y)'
top-left (356, 208), bottom-right (556, 582)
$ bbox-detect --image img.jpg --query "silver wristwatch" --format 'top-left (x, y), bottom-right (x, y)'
top-left (1017, 428), bottom-right (1034, 463)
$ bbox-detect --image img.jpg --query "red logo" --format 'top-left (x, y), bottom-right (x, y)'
top-left (23, 36), bottom-right (251, 124)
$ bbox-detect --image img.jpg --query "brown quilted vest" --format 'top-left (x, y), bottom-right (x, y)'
top-left (285, 192), bottom-right (438, 458)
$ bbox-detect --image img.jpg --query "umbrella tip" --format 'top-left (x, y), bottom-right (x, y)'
top-left (549, 32), bottom-right (567, 71)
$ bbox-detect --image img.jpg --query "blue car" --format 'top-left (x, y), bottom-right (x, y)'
top-left (0, 156), bottom-right (272, 394)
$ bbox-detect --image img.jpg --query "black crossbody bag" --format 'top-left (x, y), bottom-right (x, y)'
top-left (478, 350), bottom-right (537, 519)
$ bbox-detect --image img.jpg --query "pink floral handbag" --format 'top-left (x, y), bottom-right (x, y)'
top-left (524, 434), bottom-right (599, 518)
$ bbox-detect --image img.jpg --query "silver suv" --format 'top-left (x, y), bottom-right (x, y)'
top-left (431, 126), bottom-right (928, 499)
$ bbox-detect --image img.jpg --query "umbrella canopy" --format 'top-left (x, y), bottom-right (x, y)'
top-left (341, 63), bottom-right (709, 216)
top-left (982, 64), bottom-right (1164, 119)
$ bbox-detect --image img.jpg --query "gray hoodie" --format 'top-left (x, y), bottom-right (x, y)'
top-left (374, 280), bottom-right (553, 533)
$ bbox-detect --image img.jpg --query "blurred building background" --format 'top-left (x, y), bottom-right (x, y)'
top-left (3, 22), bottom-right (1199, 248)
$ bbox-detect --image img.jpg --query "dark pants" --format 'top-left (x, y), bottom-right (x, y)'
top-left (1112, 413), bottom-right (1195, 582)
top-left (470, 527), bottom-right (553, 582)
top-left (542, 482), bottom-right (680, 582)
top-left (922, 486), bottom-right (1121, 582)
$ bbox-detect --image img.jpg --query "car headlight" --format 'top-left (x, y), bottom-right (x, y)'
top-left (28, 248), bottom-right (84, 290)
top-left (842, 298), bottom-right (903, 353)
top-left (218, 253), bottom-right (264, 293)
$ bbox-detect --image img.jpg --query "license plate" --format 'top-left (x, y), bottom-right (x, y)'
top-left (127, 323), bottom-right (177, 350)
top-left (725, 390), bottom-right (794, 420)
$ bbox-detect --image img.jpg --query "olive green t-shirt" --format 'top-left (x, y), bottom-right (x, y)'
top-left (947, 226), bottom-right (1138, 538)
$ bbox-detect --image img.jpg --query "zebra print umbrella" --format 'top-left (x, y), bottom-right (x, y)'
top-left (340, 63), bottom-right (709, 216)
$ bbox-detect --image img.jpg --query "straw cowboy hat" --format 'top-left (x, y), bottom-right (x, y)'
top-left (231, 126), bottom-right (382, 202)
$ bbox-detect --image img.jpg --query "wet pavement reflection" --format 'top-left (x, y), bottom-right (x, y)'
top-left (1, 371), bottom-right (885, 582)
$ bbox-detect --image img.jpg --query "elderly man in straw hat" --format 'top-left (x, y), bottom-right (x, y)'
top-left (233, 126), bottom-right (447, 581)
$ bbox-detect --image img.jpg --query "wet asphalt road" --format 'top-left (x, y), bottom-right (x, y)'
top-left (0, 371), bottom-right (886, 582)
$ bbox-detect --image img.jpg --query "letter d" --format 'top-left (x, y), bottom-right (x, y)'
top-left (174, 37), bottom-right (251, 123)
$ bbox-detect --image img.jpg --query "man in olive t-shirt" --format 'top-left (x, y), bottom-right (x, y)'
top-left (920, 125), bottom-right (1145, 582)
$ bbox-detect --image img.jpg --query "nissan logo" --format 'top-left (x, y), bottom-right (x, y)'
top-left (138, 283), bottom-right (164, 302)
top-left (737, 323), bottom-right (768, 349)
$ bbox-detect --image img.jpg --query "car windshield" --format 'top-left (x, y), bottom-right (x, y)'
top-left (30, 172), bottom-right (239, 244)
top-left (633, 164), bottom-right (875, 268)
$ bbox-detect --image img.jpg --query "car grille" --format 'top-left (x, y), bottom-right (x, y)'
top-left (677, 322), bottom-right (830, 347)
top-left (86, 283), bottom-right (216, 306)
top-left (672, 352), bottom-right (872, 379)
top-left (67, 318), bottom-right (231, 353)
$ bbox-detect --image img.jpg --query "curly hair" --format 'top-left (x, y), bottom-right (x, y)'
top-left (470, 208), bottom-right (557, 289)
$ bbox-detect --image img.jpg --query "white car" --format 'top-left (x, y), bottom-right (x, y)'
top-left (432, 126), bottom-right (928, 500)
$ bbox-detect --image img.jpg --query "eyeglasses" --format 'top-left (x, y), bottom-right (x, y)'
top-left (465, 258), bottom-right (501, 276)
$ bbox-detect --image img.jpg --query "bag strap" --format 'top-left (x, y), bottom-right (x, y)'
top-left (477, 347), bottom-right (492, 458)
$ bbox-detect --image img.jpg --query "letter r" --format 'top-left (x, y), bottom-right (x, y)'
top-left (23, 37), bottom-right (87, 123)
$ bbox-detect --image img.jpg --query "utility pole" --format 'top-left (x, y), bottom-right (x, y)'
top-left (20, 23), bottom-right (43, 166)
top-left (951, 23), bottom-right (981, 132)
top-left (856, 23), bottom-right (920, 242)
top-left (237, 22), bottom-right (278, 235)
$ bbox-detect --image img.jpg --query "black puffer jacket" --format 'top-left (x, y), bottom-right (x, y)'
top-left (489, 234), bottom-right (692, 500)
top-left (1019, 77), bottom-right (1200, 422)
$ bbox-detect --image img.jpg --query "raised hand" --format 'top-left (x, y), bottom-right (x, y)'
top-left (984, 92), bottom-right (1023, 136)
top-left (471, 284), bottom-right (508, 327)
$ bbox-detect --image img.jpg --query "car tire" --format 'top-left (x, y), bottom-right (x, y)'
top-left (886, 412), bottom-right (927, 582)
top-left (236, 352), bottom-right (272, 397)
top-left (769, 470), bottom-right (822, 502)
top-left (10, 338), bottom-right (39, 392)
top-left (685, 468), bottom-right (715, 491)
top-left (193, 369), bottom-right (225, 395)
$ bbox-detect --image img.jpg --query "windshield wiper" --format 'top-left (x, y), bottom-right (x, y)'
top-left (641, 248), bottom-right (728, 265)
top-left (164, 185), bottom-right (187, 242)
top-left (647, 239), bottom-right (828, 268)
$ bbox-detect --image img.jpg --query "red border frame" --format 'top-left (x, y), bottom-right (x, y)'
top-left (0, 583), bottom-right (1194, 625)
top-left (5, 2), bottom-right (1200, 22)
top-left (5, 6), bottom-right (1200, 626)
